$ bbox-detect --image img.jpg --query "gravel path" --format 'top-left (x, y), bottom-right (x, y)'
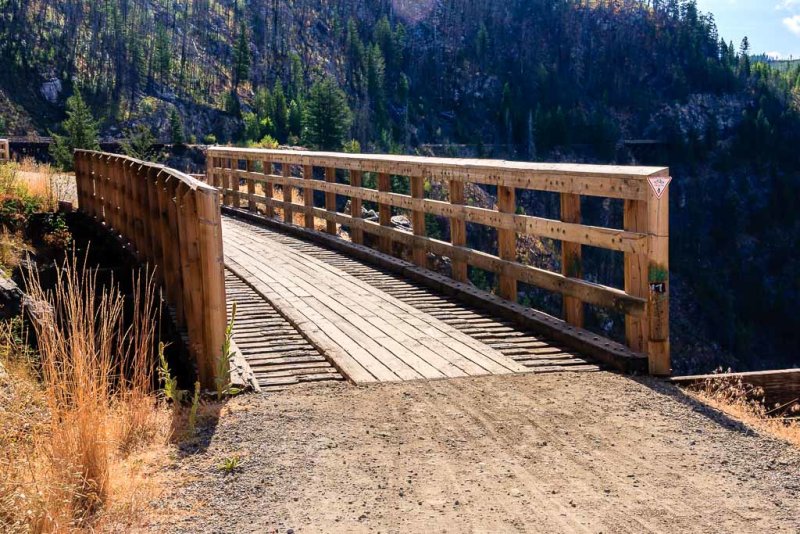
top-left (148, 372), bottom-right (800, 533)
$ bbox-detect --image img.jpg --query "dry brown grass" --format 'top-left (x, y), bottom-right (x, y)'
top-left (1, 158), bottom-right (75, 210)
top-left (686, 373), bottom-right (800, 448)
top-left (0, 256), bottom-right (171, 532)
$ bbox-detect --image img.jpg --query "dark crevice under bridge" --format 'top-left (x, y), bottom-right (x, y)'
top-left (73, 149), bottom-right (671, 391)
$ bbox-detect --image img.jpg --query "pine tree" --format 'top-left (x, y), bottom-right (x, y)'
top-left (170, 108), bottom-right (185, 145)
top-left (233, 21), bottom-right (251, 89)
top-left (121, 123), bottom-right (158, 161)
top-left (50, 90), bottom-right (99, 171)
top-left (304, 77), bottom-right (352, 150)
top-left (272, 80), bottom-right (289, 142)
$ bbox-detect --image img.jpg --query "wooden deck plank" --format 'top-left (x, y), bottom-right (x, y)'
top-left (223, 217), bottom-right (527, 384)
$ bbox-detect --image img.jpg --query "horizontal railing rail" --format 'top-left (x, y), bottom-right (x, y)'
top-left (74, 150), bottom-right (227, 387)
top-left (207, 147), bottom-right (671, 375)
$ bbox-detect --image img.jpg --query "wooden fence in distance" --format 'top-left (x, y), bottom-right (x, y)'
top-left (207, 148), bottom-right (671, 375)
top-left (74, 150), bottom-right (227, 387)
top-left (0, 139), bottom-right (9, 162)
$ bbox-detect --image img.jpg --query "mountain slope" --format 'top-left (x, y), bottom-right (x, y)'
top-left (2, 0), bottom-right (799, 373)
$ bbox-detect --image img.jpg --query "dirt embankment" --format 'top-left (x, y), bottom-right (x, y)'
top-left (150, 372), bottom-right (800, 533)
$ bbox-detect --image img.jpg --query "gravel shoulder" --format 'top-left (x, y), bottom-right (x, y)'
top-left (148, 372), bottom-right (800, 533)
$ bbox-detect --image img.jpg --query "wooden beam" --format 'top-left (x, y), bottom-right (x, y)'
top-left (560, 193), bottom-right (584, 327)
top-left (624, 199), bottom-right (648, 353)
top-left (246, 159), bottom-right (256, 211)
top-left (303, 165), bottom-right (314, 229)
top-left (324, 167), bottom-right (337, 235)
top-left (647, 169), bottom-right (671, 376)
top-left (283, 163), bottom-right (293, 224)
top-left (378, 172), bottom-right (392, 254)
top-left (232, 170), bottom-right (648, 253)
top-left (350, 170), bottom-right (364, 244)
top-left (208, 147), bottom-right (666, 200)
top-left (410, 175), bottom-right (426, 267)
top-left (449, 180), bottom-right (468, 282)
top-left (497, 185), bottom-right (517, 302)
top-left (229, 197), bottom-right (646, 316)
top-left (263, 159), bottom-right (274, 217)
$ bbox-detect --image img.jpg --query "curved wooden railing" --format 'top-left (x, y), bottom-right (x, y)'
top-left (74, 150), bottom-right (227, 387)
top-left (207, 148), bottom-right (671, 375)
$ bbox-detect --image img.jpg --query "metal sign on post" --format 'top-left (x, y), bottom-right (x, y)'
top-left (647, 176), bottom-right (672, 199)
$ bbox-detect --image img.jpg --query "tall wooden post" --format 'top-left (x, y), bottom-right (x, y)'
top-left (303, 165), bottom-right (314, 229)
top-left (560, 193), bottom-right (584, 327)
top-left (263, 159), bottom-right (274, 218)
top-left (246, 159), bottom-right (257, 211)
top-left (195, 188), bottom-right (227, 387)
top-left (378, 172), bottom-right (392, 254)
top-left (624, 200), bottom-right (648, 353)
top-left (646, 170), bottom-right (671, 375)
top-left (283, 163), bottom-right (293, 224)
top-left (231, 159), bottom-right (241, 209)
top-left (410, 175), bottom-right (427, 267)
top-left (497, 185), bottom-right (517, 302)
top-left (325, 167), bottom-right (337, 235)
top-left (350, 170), bottom-right (364, 244)
top-left (449, 180), bottom-right (468, 282)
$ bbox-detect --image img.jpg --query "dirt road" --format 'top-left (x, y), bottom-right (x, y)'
top-left (151, 372), bottom-right (800, 533)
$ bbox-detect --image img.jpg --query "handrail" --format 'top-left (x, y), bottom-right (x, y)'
top-left (74, 150), bottom-right (227, 387)
top-left (208, 147), bottom-right (671, 375)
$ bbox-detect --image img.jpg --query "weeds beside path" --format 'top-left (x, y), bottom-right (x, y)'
top-left (154, 372), bottom-right (800, 533)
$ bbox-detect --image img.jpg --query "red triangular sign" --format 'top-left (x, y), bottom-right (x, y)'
top-left (648, 176), bottom-right (672, 199)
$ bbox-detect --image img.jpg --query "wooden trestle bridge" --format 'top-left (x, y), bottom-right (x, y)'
top-left (73, 148), bottom-right (671, 391)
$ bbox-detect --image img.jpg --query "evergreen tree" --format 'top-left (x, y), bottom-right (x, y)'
top-left (288, 99), bottom-right (304, 139)
top-left (272, 80), bottom-right (289, 142)
top-left (233, 21), bottom-right (251, 89)
top-left (121, 123), bottom-right (158, 161)
top-left (304, 77), bottom-right (352, 150)
top-left (50, 91), bottom-right (99, 171)
top-left (170, 108), bottom-right (185, 145)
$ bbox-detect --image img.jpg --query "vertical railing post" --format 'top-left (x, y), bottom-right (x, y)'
top-left (449, 180), bottom-right (468, 282)
top-left (324, 167), bottom-right (337, 235)
top-left (497, 185), bottom-right (517, 302)
top-left (222, 158), bottom-right (233, 206)
top-left (206, 152), bottom-right (215, 188)
top-left (74, 152), bottom-right (85, 210)
top-left (560, 193), bottom-right (584, 327)
top-left (646, 170), bottom-right (671, 375)
top-left (350, 170), bottom-right (364, 244)
top-left (232, 159), bottom-right (241, 209)
top-left (246, 159), bottom-right (256, 211)
top-left (263, 159), bottom-right (274, 218)
top-left (303, 165), bottom-right (314, 229)
top-left (196, 188), bottom-right (227, 388)
top-left (410, 175), bottom-right (426, 267)
top-left (283, 163), bottom-right (293, 224)
top-left (147, 167), bottom-right (164, 284)
top-left (624, 200), bottom-right (648, 353)
top-left (378, 172), bottom-right (392, 254)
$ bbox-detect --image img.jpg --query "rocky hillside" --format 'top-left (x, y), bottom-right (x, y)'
top-left (2, 0), bottom-right (799, 373)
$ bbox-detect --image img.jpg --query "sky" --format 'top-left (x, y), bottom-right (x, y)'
top-left (695, 0), bottom-right (800, 59)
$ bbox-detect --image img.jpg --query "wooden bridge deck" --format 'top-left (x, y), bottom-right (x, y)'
top-left (223, 216), bottom-right (598, 388)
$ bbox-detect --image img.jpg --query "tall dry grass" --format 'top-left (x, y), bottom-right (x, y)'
top-left (687, 373), bottom-right (800, 448)
top-left (0, 254), bottom-right (168, 532)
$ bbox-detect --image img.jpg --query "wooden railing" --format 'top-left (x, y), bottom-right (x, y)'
top-left (207, 147), bottom-right (671, 375)
top-left (74, 150), bottom-right (227, 387)
top-left (0, 139), bottom-right (9, 162)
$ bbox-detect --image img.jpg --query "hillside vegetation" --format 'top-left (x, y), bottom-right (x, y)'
top-left (1, 0), bottom-right (799, 373)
